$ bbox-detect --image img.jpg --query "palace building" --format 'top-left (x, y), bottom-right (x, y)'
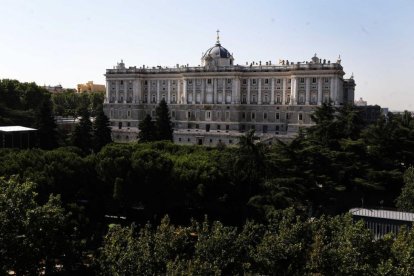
top-left (104, 32), bottom-right (355, 145)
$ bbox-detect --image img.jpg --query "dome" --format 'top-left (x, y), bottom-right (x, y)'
top-left (203, 43), bottom-right (232, 59)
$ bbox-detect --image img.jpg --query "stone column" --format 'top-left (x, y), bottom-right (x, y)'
top-left (167, 80), bottom-right (171, 104)
top-left (157, 80), bottom-right (160, 104)
top-left (192, 78), bottom-right (196, 104)
top-left (318, 77), bottom-right (323, 105)
top-left (247, 78), bottom-right (251, 104)
top-left (231, 77), bottom-right (237, 104)
top-left (291, 77), bottom-right (298, 105)
top-left (133, 80), bottom-right (140, 103)
top-left (201, 79), bottom-right (205, 104)
top-left (177, 79), bottom-right (181, 103)
top-left (213, 78), bottom-right (217, 104)
top-left (258, 79), bottom-right (262, 104)
top-left (271, 78), bottom-right (275, 104)
top-left (183, 79), bottom-right (187, 104)
top-left (282, 78), bottom-right (286, 105)
top-left (305, 77), bottom-right (310, 105)
top-left (222, 78), bottom-right (226, 104)
top-left (331, 77), bottom-right (336, 105)
top-left (115, 81), bottom-right (119, 103)
top-left (148, 80), bottom-right (151, 103)
top-left (105, 80), bottom-right (110, 103)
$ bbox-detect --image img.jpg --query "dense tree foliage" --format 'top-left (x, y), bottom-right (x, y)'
top-left (0, 79), bottom-right (50, 126)
top-left (0, 177), bottom-right (68, 275)
top-left (34, 96), bottom-right (59, 149)
top-left (52, 90), bottom-right (104, 118)
top-left (96, 210), bottom-right (414, 275)
top-left (1, 97), bottom-right (414, 273)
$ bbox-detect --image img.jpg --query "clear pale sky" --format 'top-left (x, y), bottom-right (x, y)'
top-left (1, 0), bottom-right (413, 110)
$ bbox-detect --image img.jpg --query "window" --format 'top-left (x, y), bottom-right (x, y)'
top-left (229, 139), bottom-right (233, 144)
top-left (187, 111), bottom-right (191, 119)
top-left (227, 79), bottom-right (232, 84)
top-left (187, 138), bottom-right (190, 142)
top-left (299, 113), bottom-right (303, 121)
top-left (264, 112), bottom-right (268, 119)
top-left (118, 122), bottom-right (122, 129)
top-left (144, 80), bottom-right (148, 85)
top-left (217, 125), bottom-right (221, 130)
top-left (276, 95), bottom-right (281, 103)
top-left (252, 79), bottom-right (257, 85)
top-left (120, 80), bottom-right (124, 85)
top-left (265, 79), bottom-right (269, 84)
top-left (243, 79), bottom-right (247, 85)
top-left (276, 125), bottom-right (279, 131)
top-left (324, 78), bottom-right (329, 83)
top-left (276, 112), bottom-right (280, 120)
top-left (162, 80), bottom-right (166, 85)
top-left (172, 94), bottom-right (176, 102)
top-left (242, 94), bottom-right (247, 104)
top-left (188, 123), bottom-right (192, 129)
top-left (127, 110), bottom-right (131, 117)
top-left (127, 122), bottom-right (131, 127)
top-left (152, 94), bottom-right (156, 103)
top-left (300, 78), bottom-right (305, 83)
top-left (312, 77), bottom-right (317, 83)
top-left (172, 111), bottom-right (175, 118)
top-left (207, 79), bottom-right (212, 84)
top-left (263, 125), bottom-right (268, 133)
top-left (189, 80), bottom-right (192, 84)
top-left (251, 112), bottom-right (256, 120)
top-left (196, 124), bottom-right (199, 129)
top-left (226, 125), bottom-right (229, 130)
top-left (242, 112), bottom-right (246, 119)
top-left (288, 79), bottom-right (291, 84)
top-left (276, 79), bottom-right (281, 84)
top-left (179, 138), bottom-right (182, 142)
top-left (206, 111), bottom-right (211, 120)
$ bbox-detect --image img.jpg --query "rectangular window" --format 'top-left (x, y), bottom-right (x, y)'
top-left (324, 78), bottom-right (329, 83)
top-left (227, 79), bottom-right (232, 84)
top-left (299, 113), bottom-right (303, 121)
top-left (243, 79), bottom-right (247, 85)
top-left (196, 124), bottom-right (199, 129)
top-left (187, 111), bottom-right (191, 119)
top-left (276, 112), bottom-right (280, 120)
top-left (251, 112), bottom-right (256, 120)
top-left (189, 80), bottom-right (192, 84)
top-left (226, 125), bottom-right (229, 130)
top-left (300, 78), bottom-right (305, 83)
top-left (206, 111), bottom-right (211, 120)
top-left (264, 112), bottom-right (268, 119)
top-left (217, 125), bottom-right (221, 130)
top-left (276, 79), bottom-right (281, 84)
top-left (225, 111), bottom-right (230, 120)
top-left (242, 112), bottom-right (246, 119)
top-left (265, 79), bottom-right (269, 84)
top-left (207, 79), bottom-right (212, 84)
top-left (312, 78), bottom-right (317, 83)
top-left (127, 110), bottom-right (131, 117)
top-left (252, 79), bottom-right (257, 85)
top-left (127, 122), bottom-right (131, 127)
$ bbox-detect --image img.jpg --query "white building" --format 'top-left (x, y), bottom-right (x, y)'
top-left (104, 32), bottom-right (355, 145)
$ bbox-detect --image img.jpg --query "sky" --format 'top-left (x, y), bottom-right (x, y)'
top-left (0, 0), bottom-right (413, 111)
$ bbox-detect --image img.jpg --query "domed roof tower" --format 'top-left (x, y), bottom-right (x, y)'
top-left (201, 30), bottom-right (234, 68)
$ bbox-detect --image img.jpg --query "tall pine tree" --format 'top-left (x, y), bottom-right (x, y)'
top-left (138, 114), bottom-right (156, 142)
top-left (93, 105), bottom-right (112, 152)
top-left (35, 97), bottom-right (59, 149)
top-left (155, 99), bottom-right (173, 141)
top-left (71, 107), bottom-right (93, 153)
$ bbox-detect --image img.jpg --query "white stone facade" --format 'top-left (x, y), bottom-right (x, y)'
top-left (104, 38), bottom-right (355, 145)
